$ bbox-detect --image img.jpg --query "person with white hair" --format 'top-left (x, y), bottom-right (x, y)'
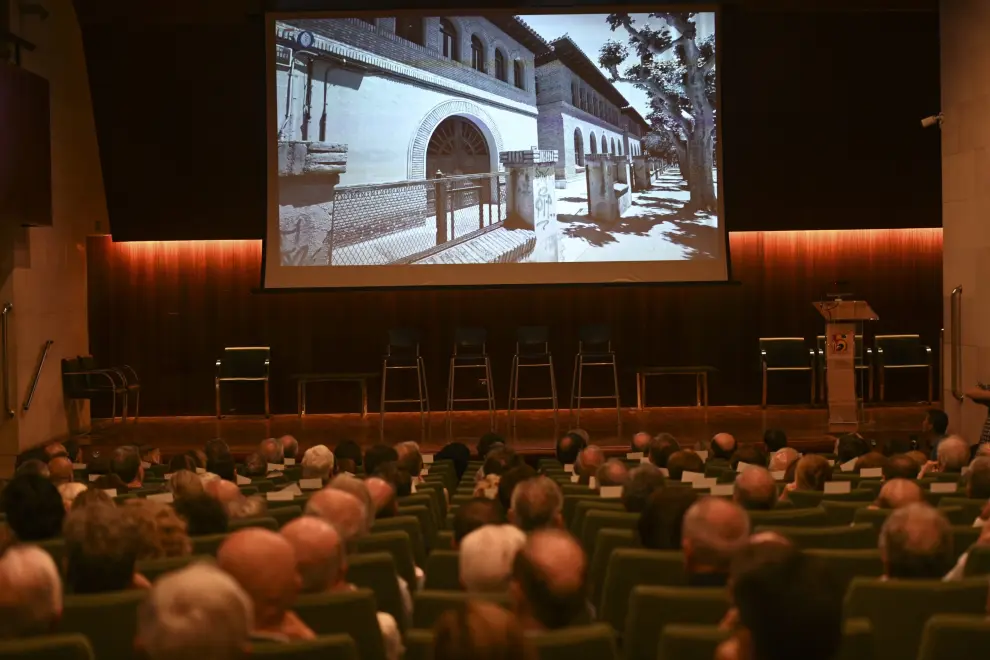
top-left (136, 562), bottom-right (252, 660)
top-left (0, 545), bottom-right (62, 639)
top-left (459, 524), bottom-right (527, 593)
top-left (934, 435), bottom-right (970, 474)
top-left (880, 502), bottom-right (953, 579)
top-left (301, 445), bottom-right (335, 484)
top-left (57, 482), bottom-right (89, 511)
top-left (681, 497), bottom-right (751, 587)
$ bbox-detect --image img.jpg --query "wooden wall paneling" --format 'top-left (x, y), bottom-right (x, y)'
top-left (85, 228), bottom-right (943, 418)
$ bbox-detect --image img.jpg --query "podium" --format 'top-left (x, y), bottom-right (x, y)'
top-left (813, 300), bottom-right (878, 432)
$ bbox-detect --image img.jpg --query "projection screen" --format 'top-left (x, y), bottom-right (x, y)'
top-left (264, 10), bottom-right (725, 288)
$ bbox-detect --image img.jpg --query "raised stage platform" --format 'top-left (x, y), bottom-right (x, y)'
top-left (82, 404), bottom-right (931, 457)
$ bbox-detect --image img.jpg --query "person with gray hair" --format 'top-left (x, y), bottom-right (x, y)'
top-left (879, 502), bottom-right (953, 579)
top-left (934, 435), bottom-right (970, 474)
top-left (733, 467), bottom-right (777, 511)
top-left (137, 562), bottom-right (253, 660)
top-left (300, 445), bottom-right (335, 484)
top-left (460, 525), bottom-right (527, 593)
top-left (509, 476), bottom-right (563, 532)
top-left (0, 546), bottom-right (62, 639)
top-left (967, 456), bottom-right (990, 499)
top-left (595, 459), bottom-right (630, 490)
top-left (681, 497), bottom-right (751, 587)
top-left (328, 474), bottom-right (375, 532)
top-left (621, 464), bottom-right (665, 513)
top-left (395, 441), bottom-right (425, 483)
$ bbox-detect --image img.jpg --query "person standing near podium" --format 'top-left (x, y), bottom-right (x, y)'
top-left (967, 384), bottom-right (990, 451)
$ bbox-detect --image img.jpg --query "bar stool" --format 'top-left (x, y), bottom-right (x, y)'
top-left (570, 324), bottom-right (621, 429)
top-left (380, 328), bottom-right (430, 436)
top-left (508, 326), bottom-right (558, 428)
top-left (446, 327), bottom-right (495, 432)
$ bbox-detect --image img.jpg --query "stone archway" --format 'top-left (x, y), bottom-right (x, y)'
top-left (407, 99), bottom-right (503, 180)
top-left (426, 116), bottom-right (489, 177)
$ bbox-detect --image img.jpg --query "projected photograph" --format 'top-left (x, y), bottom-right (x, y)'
top-left (273, 12), bottom-right (718, 268)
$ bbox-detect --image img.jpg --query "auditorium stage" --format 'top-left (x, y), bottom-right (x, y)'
top-left (81, 404), bottom-right (931, 457)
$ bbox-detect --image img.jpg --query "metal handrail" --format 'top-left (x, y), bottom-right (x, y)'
top-left (1, 303), bottom-right (11, 418)
top-left (23, 340), bottom-right (53, 412)
top-left (951, 285), bottom-right (964, 401)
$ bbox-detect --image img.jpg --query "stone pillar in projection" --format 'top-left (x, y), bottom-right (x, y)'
top-left (277, 141), bottom-right (347, 266)
top-left (500, 148), bottom-right (560, 262)
top-left (585, 154), bottom-right (619, 222)
top-left (632, 155), bottom-right (650, 191)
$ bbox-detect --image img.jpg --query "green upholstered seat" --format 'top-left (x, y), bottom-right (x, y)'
top-left (805, 549), bottom-right (884, 594)
top-left (624, 586), bottom-right (729, 660)
top-left (589, 528), bottom-right (639, 608)
top-left (657, 624), bottom-right (728, 660)
top-left (531, 624), bottom-right (618, 660)
top-left (372, 515), bottom-right (427, 567)
top-left (227, 516), bottom-right (279, 532)
top-left (599, 549), bottom-right (685, 633)
top-left (136, 554), bottom-right (208, 583)
top-left (411, 590), bottom-right (509, 630)
top-left (294, 589), bottom-right (387, 660)
top-left (347, 552), bottom-right (406, 632)
top-left (755, 524), bottom-right (877, 550)
top-left (579, 510), bottom-right (639, 556)
top-left (748, 507), bottom-right (828, 527)
top-left (355, 531), bottom-right (417, 595)
top-left (58, 590), bottom-right (145, 660)
top-left (917, 614), bottom-right (990, 660)
top-left (251, 634), bottom-right (357, 660)
top-left (423, 550), bottom-right (460, 591)
top-left (0, 634), bottom-right (94, 660)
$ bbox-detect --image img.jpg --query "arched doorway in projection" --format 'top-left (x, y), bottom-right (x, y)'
top-left (426, 116), bottom-right (490, 178)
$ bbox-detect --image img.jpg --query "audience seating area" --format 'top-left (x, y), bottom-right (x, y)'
top-left (0, 427), bottom-right (988, 660)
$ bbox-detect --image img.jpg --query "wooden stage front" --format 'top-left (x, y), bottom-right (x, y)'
top-left (83, 404), bottom-right (931, 457)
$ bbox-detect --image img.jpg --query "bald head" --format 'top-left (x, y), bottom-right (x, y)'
top-left (0, 545), bottom-right (62, 639)
top-left (734, 467), bottom-right (777, 511)
top-left (305, 487), bottom-right (368, 550)
top-left (875, 479), bottom-right (923, 510)
top-left (937, 435), bottom-right (969, 473)
top-left (216, 529), bottom-right (301, 630)
top-left (281, 516), bottom-right (346, 593)
top-left (48, 457), bottom-right (74, 486)
top-left (632, 432), bottom-right (652, 454)
top-left (768, 447), bottom-right (800, 473)
top-left (511, 529), bottom-right (587, 630)
top-left (365, 477), bottom-right (397, 518)
top-left (576, 446), bottom-right (606, 480)
top-left (207, 479), bottom-right (243, 508)
top-left (712, 433), bottom-right (737, 460)
top-left (682, 498), bottom-right (751, 574)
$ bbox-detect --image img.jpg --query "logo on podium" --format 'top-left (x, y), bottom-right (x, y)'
top-left (831, 334), bottom-right (849, 353)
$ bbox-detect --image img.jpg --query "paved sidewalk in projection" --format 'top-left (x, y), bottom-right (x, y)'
top-left (555, 167), bottom-right (720, 263)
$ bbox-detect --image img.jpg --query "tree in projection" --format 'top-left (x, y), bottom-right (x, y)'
top-left (599, 12), bottom-right (717, 213)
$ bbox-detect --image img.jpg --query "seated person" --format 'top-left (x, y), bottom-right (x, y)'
top-left (64, 504), bottom-right (146, 593)
top-left (136, 563), bottom-right (252, 660)
top-left (734, 467), bottom-right (777, 511)
top-left (730, 444), bottom-right (768, 472)
top-left (647, 433), bottom-right (679, 468)
top-left (452, 499), bottom-right (503, 549)
top-left (885, 453), bottom-right (921, 481)
top-left (879, 503), bottom-right (953, 579)
top-left (48, 456), bottom-right (74, 487)
top-left (173, 493), bottom-right (229, 536)
top-left (300, 445), bottom-right (335, 485)
top-left (967, 457), bottom-right (990, 499)
top-left (631, 432), bottom-right (652, 455)
top-left (921, 435), bottom-right (969, 476)
top-left (510, 529), bottom-right (587, 631)
top-left (365, 477), bottom-right (398, 519)
top-left (667, 450), bottom-right (705, 481)
top-left (873, 479), bottom-right (923, 510)
top-left (768, 447), bottom-right (800, 474)
top-left (460, 525), bottom-right (527, 593)
top-left (434, 600), bottom-right (534, 660)
top-left (364, 444), bottom-right (399, 479)
top-left (855, 451), bottom-right (888, 475)
top-left (111, 445), bottom-right (146, 491)
top-left (621, 464), bottom-right (665, 513)
top-left (509, 476), bottom-right (563, 532)
top-left (836, 433), bottom-right (871, 466)
top-left (2, 474), bottom-right (65, 542)
top-left (681, 498), bottom-right (750, 587)
top-left (555, 432), bottom-right (586, 467)
top-left (708, 433), bottom-right (737, 463)
top-left (0, 546), bottom-right (62, 640)
top-left (121, 499), bottom-right (192, 560)
top-left (639, 487), bottom-right (698, 550)
top-left (594, 458), bottom-right (629, 490)
top-left (217, 528), bottom-right (314, 642)
top-left (333, 440), bottom-right (363, 475)
top-left (781, 455), bottom-right (831, 501)
top-left (763, 429), bottom-right (787, 453)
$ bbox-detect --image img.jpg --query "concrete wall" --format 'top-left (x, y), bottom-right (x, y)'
top-left (0, 1), bottom-right (107, 473)
top-left (537, 101), bottom-right (627, 180)
top-left (941, 0), bottom-right (990, 442)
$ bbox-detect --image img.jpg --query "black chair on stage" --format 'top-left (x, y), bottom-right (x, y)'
top-left (215, 347), bottom-right (270, 418)
top-left (759, 337), bottom-right (815, 408)
top-left (62, 357), bottom-right (131, 423)
top-left (873, 334), bottom-right (933, 403)
top-left (508, 326), bottom-right (558, 428)
top-left (446, 327), bottom-right (495, 432)
top-left (380, 329), bottom-right (430, 435)
top-left (570, 324), bottom-right (621, 429)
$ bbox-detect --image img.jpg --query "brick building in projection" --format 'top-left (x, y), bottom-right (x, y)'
top-left (535, 36), bottom-right (650, 187)
top-left (275, 17), bottom-right (649, 185)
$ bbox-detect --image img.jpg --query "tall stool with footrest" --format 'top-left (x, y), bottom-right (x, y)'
top-left (508, 325), bottom-right (558, 428)
top-left (570, 324), bottom-right (621, 430)
top-left (380, 329), bottom-right (429, 436)
top-left (446, 327), bottom-right (495, 433)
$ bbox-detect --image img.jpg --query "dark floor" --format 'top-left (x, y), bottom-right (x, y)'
top-left (82, 404), bottom-right (931, 458)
